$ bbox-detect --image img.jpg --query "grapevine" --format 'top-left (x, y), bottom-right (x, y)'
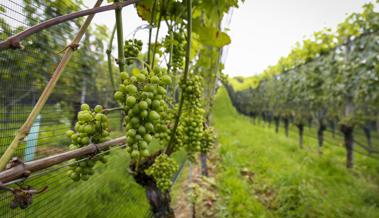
top-left (180, 74), bottom-right (205, 159)
top-left (145, 154), bottom-right (178, 192)
top-left (124, 39), bottom-right (143, 65)
top-left (114, 66), bottom-right (173, 165)
top-left (0, 0), bottom-right (242, 216)
top-left (164, 29), bottom-right (186, 72)
top-left (201, 126), bottom-right (216, 154)
top-left (65, 104), bottom-right (111, 181)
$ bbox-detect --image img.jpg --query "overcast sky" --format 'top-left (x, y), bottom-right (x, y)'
top-left (84, 0), bottom-right (373, 77)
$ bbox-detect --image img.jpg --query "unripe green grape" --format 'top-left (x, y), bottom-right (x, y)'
top-left (137, 73), bottom-right (146, 82)
top-left (141, 149), bottom-right (150, 157)
top-left (144, 84), bottom-right (154, 92)
top-left (126, 96), bottom-right (137, 107)
top-left (157, 86), bottom-right (166, 95)
top-left (75, 166), bottom-right (82, 173)
top-left (139, 101), bottom-right (148, 110)
top-left (132, 143), bottom-right (139, 150)
top-left (149, 111), bottom-right (160, 121)
top-left (84, 125), bottom-right (94, 134)
top-left (140, 110), bottom-right (148, 118)
top-left (127, 129), bottom-right (136, 137)
top-left (127, 136), bottom-right (135, 144)
top-left (71, 134), bottom-right (79, 141)
top-left (120, 71), bottom-right (129, 80)
top-left (139, 140), bottom-right (148, 148)
top-left (132, 105), bottom-right (140, 114)
top-left (79, 162), bottom-right (87, 168)
top-left (131, 117), bottom-right (140, 125)
top-left (126, 84), bottom-right (138, 95)
top-left (82, 136), bottom-right (90, 144)
top-left (138, 126), bottom-right (146, 135)
top-left (114, 91), bottom-right (124, 102)
top-left (126, 146), bottom-right (132, 153)
top-left (81, 104), bottom-right (90, 111)
top-left (135, 134), bottom-right (142, 141)
top-left (144, 134), bottom-right (153, 142)
top-left (154, 95), bottom-right (163, 100)
top-left (74, 123), bottom-right (80, 131)
top-left (131, 150), bottom-right (140, 159)
top-left (160, 75), bottom-right (172, 85)
top-left (95, 113), bottom-right (103, 121)
top-left (152, 100), bottom-right (160, 109)
top-left (145, 122), bottom-right (154, 132)
top-left (130, 76), bottom-right (137, 83)
top-left (66, 170), bottom-right (74, 177)
top-left (146, 98), bottom-right (152, 105)
top-left (94, 105), bottom-right (103, 113)
top-left (87, 160), bottom-right (96, 167)
top-left (70, 172), bottom-right (80, 182)
top-left (151, 76), bottom-right (160, 84)
top-left (66, 130), bottom-right (75, 138)
top-left (69, 144), bottom-right (78, 150)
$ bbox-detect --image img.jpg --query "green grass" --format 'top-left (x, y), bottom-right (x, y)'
top-left (0, 131), bottom-right (187, 218)
top-left (212, 87), bottom-right (379, 218)
top-left (0, 148), bottom-right (151, 218)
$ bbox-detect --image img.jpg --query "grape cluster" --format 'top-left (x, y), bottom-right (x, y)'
top-left (114, 67), bottom-right (173, 161)
top-left (65, 104), bottom-right (110, 181)
top-left (155, 104), bottom-right (185, 153)
top-left (145, 154), bottom-right (178, 192)
top-left (154, 107), bottom-right (174, 146)
top-left (164, 30), bottom-right (186, 71)
top-left (201, 126), bottom-right (216, 153)
top-left (180, 74), bottom-right (205, 159)
top-left (124, 39), bottom-right (143, 65)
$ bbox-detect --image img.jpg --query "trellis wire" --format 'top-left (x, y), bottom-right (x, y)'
top-left (246, 116), bottom-right (379, 160)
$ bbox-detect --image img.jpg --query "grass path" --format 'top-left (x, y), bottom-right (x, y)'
top-left (212, 87), bottom-right (379, 218)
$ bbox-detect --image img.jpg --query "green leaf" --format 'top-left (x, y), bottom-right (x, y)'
top-left (190, 34), bottom-right (202, 60)
top-left (192, 19), bottom-right (231, 48)
top-left (136, 0), bottom-right (159, 23)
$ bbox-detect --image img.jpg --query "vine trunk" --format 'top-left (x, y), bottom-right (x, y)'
top-left (296, 124), bottom-right (304, 149)
top-left (283, 117), bottom-right (289, 137)
top-left (340, 125), bottom-right (354, 168)
top-left (317, 122), bottom-right (326, 155)
top-left (130, 153), bottom-right (175, 218)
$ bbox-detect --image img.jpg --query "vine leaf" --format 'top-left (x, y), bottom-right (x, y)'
top-left (136, 0), bottom-right (159, 23)
top-left (192, 19), bottom-right (231, 48)
top-left (190, 34), bottom-right (202, 60)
